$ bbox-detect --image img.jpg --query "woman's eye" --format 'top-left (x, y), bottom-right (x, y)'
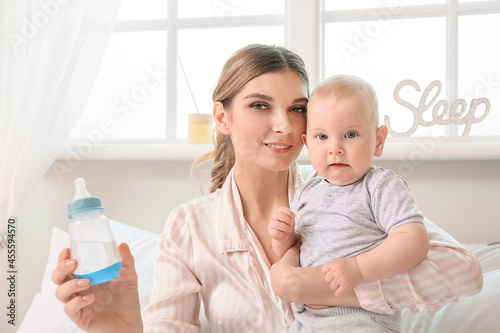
top-left (345, 131), bottom-right (357, 139)
top-left (317, 134), bottom-right (328, 141)
top-left (251, 103), bottom-right (268, 110)
top-left (292, 106), bottom-right (307, 113)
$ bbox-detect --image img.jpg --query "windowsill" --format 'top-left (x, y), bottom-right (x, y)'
top-left (56, 139), bottom-right (500, 162)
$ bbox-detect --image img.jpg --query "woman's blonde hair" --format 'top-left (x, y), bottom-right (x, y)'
top-left (192, 44), bottom-right (309, 193)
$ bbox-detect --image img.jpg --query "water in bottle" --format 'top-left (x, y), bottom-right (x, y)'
top-left (67, 178), bottom-right (122, 285)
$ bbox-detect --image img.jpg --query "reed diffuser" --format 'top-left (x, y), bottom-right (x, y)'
top-left (178, 55), bottom-right (212, 144)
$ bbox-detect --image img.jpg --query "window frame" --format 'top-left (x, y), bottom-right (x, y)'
top-left (320, 0), bottom-right (500, 138)
top-left (113, 1), bottom-right (285, 143)
top-left (60, 0), bottom-right (500, 161)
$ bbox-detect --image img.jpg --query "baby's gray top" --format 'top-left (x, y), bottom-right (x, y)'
top-left (293, 166), bottom-right (424, 267)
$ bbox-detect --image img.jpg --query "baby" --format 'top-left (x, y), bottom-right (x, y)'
top-left (270, 74), bottom-right (483, 332)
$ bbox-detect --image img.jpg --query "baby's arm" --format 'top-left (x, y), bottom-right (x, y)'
top-left (271, 242), bottom-right (361, 308)
top-left (268, 206), bottom-right (298, 258)
top-left (322, 222), bottom-right (429, 297)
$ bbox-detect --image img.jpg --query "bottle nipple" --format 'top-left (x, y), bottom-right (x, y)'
top-left (67, 178), bottom-right (104, 219)
top-left (73, 178), bottom-right (91, 200)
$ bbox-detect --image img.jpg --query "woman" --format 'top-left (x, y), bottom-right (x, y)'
top-left (52, 44), bottom-right (362, 332)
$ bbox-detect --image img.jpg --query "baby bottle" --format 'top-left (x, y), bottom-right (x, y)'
top-left (66, 178), bottom-right (122, 285)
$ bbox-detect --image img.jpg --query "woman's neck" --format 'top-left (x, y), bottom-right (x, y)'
top-left (233, 165), bottom-right (290, 223)
top-left (233, 164), bottom-right (290, 265)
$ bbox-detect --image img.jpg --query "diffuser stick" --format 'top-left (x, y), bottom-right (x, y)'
top-left (177, 55), bottom-right (200, 114)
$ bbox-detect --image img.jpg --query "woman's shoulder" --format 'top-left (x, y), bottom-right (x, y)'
top-left (164, 191), bottom-right (221, 231)
top-left (172, 190), bottom-right (221, 215)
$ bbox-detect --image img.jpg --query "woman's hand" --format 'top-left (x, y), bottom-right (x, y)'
top-left (51, 243), bottom-right (143, 332)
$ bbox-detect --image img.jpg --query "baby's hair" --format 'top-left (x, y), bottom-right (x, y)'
top-left (311, 74), bottom-right (379, 126)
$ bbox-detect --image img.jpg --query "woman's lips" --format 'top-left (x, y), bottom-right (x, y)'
top-left (265, 143), bottom-right (293, 153)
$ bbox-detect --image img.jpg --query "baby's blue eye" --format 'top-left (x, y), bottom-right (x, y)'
top-left (345, 131), bottom-right (357, 139)
top-left (317, 134), bottom-right (328, 141)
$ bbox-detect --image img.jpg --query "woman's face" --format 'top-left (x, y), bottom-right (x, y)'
top-left (220, 70), bottom-right (308, 173)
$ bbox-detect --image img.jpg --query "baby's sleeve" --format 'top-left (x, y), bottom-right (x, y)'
top-left (371, 172), bottom-right (424, 233)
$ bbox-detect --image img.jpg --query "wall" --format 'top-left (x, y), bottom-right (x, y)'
top-left (2, 159), bottom-right (500, 332)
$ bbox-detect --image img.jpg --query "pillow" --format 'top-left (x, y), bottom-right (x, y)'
top-left (18, 220), bottom-right (161, 333)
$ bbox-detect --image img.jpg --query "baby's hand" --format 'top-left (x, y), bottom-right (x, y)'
top-left (268, 206), bottom-right (296, 243)
top-left (321, 258), bottom-right (363, 297)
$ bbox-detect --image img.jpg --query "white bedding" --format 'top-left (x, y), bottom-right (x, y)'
top-left (18, 221), bottom-right (500, 333)
top-left (401, 243), bottom-right (500, 333)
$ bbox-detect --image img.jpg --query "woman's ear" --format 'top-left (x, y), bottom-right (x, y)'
top-left (213, 101), bottom-right (230, 135)
top-left (374, 125), bottom-right (388, 157)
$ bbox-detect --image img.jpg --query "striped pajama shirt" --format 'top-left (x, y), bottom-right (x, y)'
top-left (142, 164), bottom-right (482, 332)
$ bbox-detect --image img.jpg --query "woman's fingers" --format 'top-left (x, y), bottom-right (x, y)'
top-left (52, 248), bottom-right (93, 304)
top-left (51, 248), bottom-right (75, 284)
top-left (64, 292), bottom-right (94, 320)
top-left (118, 242), bottom-right (134, 268)
top-left (117, 243), bottom-right (139, 283)
top-left (55, 278), bottom-right (91, 303)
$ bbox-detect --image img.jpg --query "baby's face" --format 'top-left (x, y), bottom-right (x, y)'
top-left (303, 91), bottom-right (384, 186)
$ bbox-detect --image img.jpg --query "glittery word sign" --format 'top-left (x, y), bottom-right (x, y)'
top-left (385, 80), bottom-right (491, 137)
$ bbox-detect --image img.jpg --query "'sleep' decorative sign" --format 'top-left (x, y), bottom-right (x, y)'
top-left (385, 80), bottom-right (491, 137)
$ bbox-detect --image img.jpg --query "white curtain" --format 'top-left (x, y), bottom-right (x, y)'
top-left (0, 0), bottom-right (121, 235)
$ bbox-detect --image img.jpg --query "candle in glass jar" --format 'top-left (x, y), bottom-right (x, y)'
top-left (188, 114), bottom-right (212, 144)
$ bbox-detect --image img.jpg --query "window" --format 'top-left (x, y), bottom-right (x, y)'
top-left (70, 0), bottom-right (285, 144)
top-left (322, 0), bottom-right (500, 138)
top-left (68, 0), bottom-right (500, 160)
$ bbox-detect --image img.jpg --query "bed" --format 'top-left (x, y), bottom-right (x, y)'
top-left (18, 220), bottom-right (500, 332)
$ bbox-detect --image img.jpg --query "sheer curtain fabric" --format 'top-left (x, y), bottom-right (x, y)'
top-left (0, 0), bottom-right (121, 234)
